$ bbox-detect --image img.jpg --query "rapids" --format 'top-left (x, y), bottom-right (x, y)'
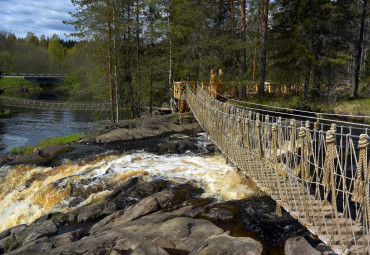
top-left (0, 151), bottom-right (255, 233)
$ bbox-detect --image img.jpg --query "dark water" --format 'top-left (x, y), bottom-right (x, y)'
top-left (0, 106), bottom-right (107, 154)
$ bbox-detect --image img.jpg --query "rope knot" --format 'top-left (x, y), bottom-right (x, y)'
top-left (305, 120), bottom-right (310, 129)
top-left (299, 127), bottom-right (306, 138)
top-left (326, 130), bottom-right (336, 144)
top-left (272, 123), bottom-right (278, 132)
top-left (237, 118), bottom-right (241, 123)
top-left (256, 120), bottom-right (261, 128)
top-left (290, 119), bottom-right (295, 127)
top-left (358, 134), bottom-right (370, 149)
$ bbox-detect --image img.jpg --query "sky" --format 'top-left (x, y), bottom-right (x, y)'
top-left (0, 0), bottom-right (77, 40)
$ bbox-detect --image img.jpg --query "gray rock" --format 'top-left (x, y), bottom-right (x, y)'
top-left (77, 201), bottom-right (116, 223)
top-left (9, 224), bottom-right (27, 240)
top-left (0, 229), bottom-right (10, 240)
top-left (10, 153), bottom-right (48, 165)
top-left (285, 236), bottom-right (320, 255)
top-left (0, 154), bottom-right (10, 165)
top-left (189, 235), bottom-right (263, 255)
top-left (202, 208), bottom-right (235, 221)
top-left (20, 220), bottom-right (58, 244)
top-left (92, 186), bottom-right (201, 233)
top-left (131, 241), bottom-right (169, 255)
top-left (157, 140), bottom-right (197, 154)
top-left (10, 237), bottom-right (53, 255)
top-left (34, 145), bottom-right (73, 158)
top-left (92, 113), bottom-right (200, 144)
top-left (49, 228), bottom-right (86, 247)
top-left (0, 234), bottom-right (16, 253)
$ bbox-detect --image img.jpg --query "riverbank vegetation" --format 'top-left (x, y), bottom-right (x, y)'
top-left (0, 77), bottom-right (42, 93)
top-left (8, 132), bottom-right (84, 155)
top-left (0, 0), bottom-right (369, 120)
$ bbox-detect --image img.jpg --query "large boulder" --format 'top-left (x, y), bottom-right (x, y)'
top-left (0, 154), bottom-right (10, 165)
top-left (9, 153), bottom-right (48, 165)
top-left (19, 220), bottom-right (58, 244)
top-left (77, 201), bottom-right (117, 223)
top-left (34, 145), bottom-right (73, 158)
top-left (284, 236), bottom-right (320, 255)
top-left (92, 113), bottom-right (201, 144)
top-left (189, 235), bottom-right (263, 255)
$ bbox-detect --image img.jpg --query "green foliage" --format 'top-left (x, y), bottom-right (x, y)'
top-left (0, 77), bottom-right (41, 91)
top-left (37, 132), bottom-right (84, 147)
top-left (8, 132), bottom-right (84, 155)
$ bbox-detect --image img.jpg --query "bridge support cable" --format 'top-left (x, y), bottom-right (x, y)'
top-left (0, 96), bottom-right (110, 112)
top-left (186, 83), bottom-right (370, 255)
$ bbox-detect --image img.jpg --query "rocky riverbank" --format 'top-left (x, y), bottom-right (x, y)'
top-left (0, 112), bottom-right (202, 166)
top-left (0, 176), bottom-right (328, 255)
top-left (0, 112), bottom-right (334, 254)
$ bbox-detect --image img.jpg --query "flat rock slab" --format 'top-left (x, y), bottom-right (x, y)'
top-left (189, 235), bottom-right (263, 255)
top-left (92, 113), bottom-right (201, 144)
top-left (285, 236), bottom-right (320, 255)
top-left (34, 145), bottom-right (74, 158)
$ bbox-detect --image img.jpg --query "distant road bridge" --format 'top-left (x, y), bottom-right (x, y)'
top-left (0, 96), bottom-right (110, 111)
top-left (2, 73), bottom-right (68, 86)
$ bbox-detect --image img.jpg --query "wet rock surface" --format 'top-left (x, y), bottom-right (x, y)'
top-left (0, 177), bottom-right (327, 255)
top-left (0, 112), bottom-right (329, 254)
top-left (85, 112), bottom-right (201, 145)
top-left (285, 236), bottom-right (321, 255)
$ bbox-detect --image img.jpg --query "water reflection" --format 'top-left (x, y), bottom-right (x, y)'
top-left (0, 106), bottom-right (108, 154)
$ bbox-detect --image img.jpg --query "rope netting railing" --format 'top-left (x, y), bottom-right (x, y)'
top-left (186, 83), bottom-right (370, 255)
top-left (0, 96), bottom-right (110, 111)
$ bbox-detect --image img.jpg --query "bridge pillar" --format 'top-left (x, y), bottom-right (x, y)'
top-left (24, 77), bottom-right (39, 86)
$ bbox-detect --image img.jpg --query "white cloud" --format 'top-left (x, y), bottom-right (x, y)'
top-left (0, 0), bottom-right (77, 40)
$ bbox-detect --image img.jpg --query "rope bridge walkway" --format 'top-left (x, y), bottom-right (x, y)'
top-left (0, 96), bottom-right (110, 111)
top-left (184, 83), bottom-right (370, 255)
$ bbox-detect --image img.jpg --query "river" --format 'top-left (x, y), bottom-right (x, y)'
top-left (0, 107), bottom-right (106, 154)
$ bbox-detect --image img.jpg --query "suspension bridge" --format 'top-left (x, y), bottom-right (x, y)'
top-left (0, 96), bottom-right (110, 111)
top-left (179, 82), bottom-right (370, 254)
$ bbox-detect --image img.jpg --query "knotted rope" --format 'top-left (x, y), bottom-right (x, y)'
top-left (256, 117), bottom-right (263, 159)
top-left (299, 126), bottom-right (312, 225)
top-left (300, 127), bottom-right (312, 181)
top-left (305, 121), bottom-right (313, 156)
top-left (323, 124), bottom-right (338, 187)
top-left (245, 118), bottom-right (250, 148)
top-left (352, 134), bottom-right (370, 203)
top-left (290, 119), bottom-right (296, 152)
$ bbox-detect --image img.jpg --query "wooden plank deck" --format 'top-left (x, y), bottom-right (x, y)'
top-left (186, 85), bottom-right (370, 255)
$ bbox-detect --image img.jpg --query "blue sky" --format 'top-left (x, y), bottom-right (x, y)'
top-left (0, 0), bottom-right (76, 40)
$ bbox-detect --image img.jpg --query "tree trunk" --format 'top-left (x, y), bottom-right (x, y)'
top-left (107, 0), bottom-right (115, 123)
top-left (231, 1), bottom-right (234, 35)
top-left (240, 0), bottom-right (247, 99)
top-left (258, 0), bottom-right (269, 97)
top-left (303, 64), bottom-right (311, 100)
top-left (136, 0), bottom-right (141, 117)
top-left (351, 0), bottom-right (367, 98)
top-left (253, 3), bottom-right (261, 81)
top-left (168, 14), bottom-right (174, 112)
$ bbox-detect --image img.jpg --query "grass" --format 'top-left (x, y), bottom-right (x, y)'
top-left (334, 98), bottom-right (370, 116)
top-left (0, 77), bottom-right (42, 92)
top-left (8, 132), bottom-right (84, 155)
top-left (241, 94), bottom-right (370, 116)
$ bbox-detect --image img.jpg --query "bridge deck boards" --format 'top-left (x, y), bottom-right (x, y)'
top-left (186, 89), bottom-right (370, 255)
top-left (244, 155), bottom-right (370, 255)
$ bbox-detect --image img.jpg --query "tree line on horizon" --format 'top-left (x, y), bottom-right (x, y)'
top-left (0, 0), bottom-right (369, 122)
top-left (0, 31), bottom-right (75, 75)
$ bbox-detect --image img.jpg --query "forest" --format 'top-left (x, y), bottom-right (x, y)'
top-left (0, 0), bottom-right (369, 121)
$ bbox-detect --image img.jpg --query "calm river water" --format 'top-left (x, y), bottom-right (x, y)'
top-left (0, 107), bottom-right (107, 154)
